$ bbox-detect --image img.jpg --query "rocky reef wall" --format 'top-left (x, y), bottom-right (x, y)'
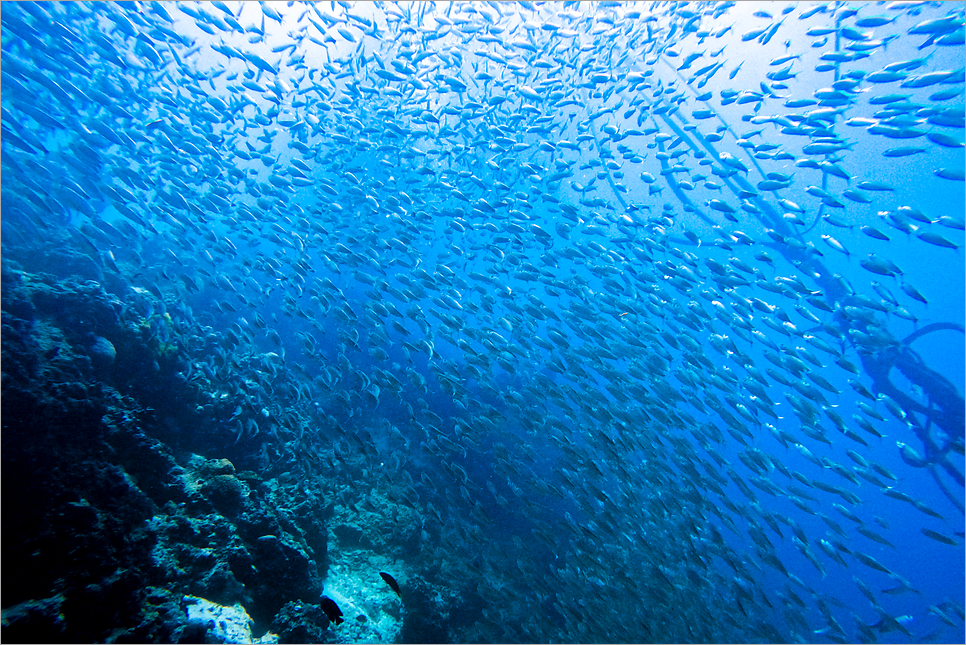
top-left (1, 264), bottom-right (329, 642)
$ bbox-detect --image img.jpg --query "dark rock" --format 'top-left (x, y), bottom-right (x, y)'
top-left (235, 508), bottom-right (276, 540)
top-left (398, 577), bottom-right (472, 645)
top-left (270, 600), bottom-right (330, 644)
top-left (0, 595), bottom-right (67, 643)
top-left (60, 568), bottom-right (145, 642)
top-left (178, 618), bottom-right (211, 644)
top-left (201, 475), bottom-right (247, 515)
top-left (226, 546), bottom-right (256, 581)
top-left (199, 562), bottom-right (246, 604)
top-left (333, 523), bottom-right (363, 546)
top-left (248, 534), bottom-right (320, 625)
top-left (290, 497), bottom-right (329, 572)
top-left (116, 587), bottom-right (187, 644)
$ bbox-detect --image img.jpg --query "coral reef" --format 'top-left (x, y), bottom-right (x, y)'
top-left (1, 267), bottom-right (328, 641)
top-left (1, 263), bottom-right (471, 643)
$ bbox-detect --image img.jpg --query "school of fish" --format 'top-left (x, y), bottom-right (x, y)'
top-left (2, 1), bottom-right (965, 642)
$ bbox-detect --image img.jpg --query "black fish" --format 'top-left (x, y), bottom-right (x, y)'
top-left (320, 596), bottom-right (344, 625)
top-left (380, 571), bottom-right (402, 598)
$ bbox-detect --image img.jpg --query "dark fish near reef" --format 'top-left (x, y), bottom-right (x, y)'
top-left (320, 596), bottom-right (344, 626)
top-left (380, 571), bottom-right (402, 598)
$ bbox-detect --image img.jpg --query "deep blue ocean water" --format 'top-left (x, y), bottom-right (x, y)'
top-left (2, 2), bottom-right (964, 643)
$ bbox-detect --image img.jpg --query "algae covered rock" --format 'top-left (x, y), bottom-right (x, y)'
top-left (200, 458), bottom-right (236, 477)
top-left (270, 600), bottom-right (330, 644)
top-left (202, 475), bottom-right (247, 514)
top-left (89, 335), bottom-right (116, 369)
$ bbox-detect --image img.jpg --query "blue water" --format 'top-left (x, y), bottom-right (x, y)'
top-left (2, 2), bottom-right (964, 643)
